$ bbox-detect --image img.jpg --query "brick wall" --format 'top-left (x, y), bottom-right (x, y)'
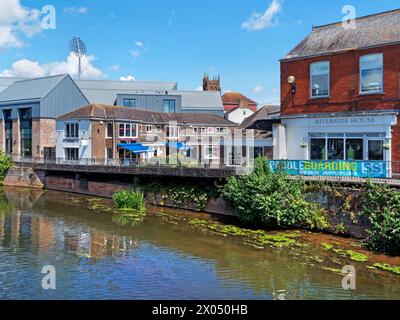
top-left (12, 119), bottom-right (20, 157)
top-left (281, 43), bottom-right (400, 161)
top-left (281, 44), bottom-right (400, 116)
top-left (91, 121), bottom-right (106, 159)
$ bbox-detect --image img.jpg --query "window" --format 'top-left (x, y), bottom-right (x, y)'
top-left (166, 126), bottom-right (179, 139)
top-left (310, 61), bottom-right (330, 97)
top-left (200, 127), bottom-right (207, 134)
top-left (123, 99), bottom-right (136, 108)
top-left (119, 123), bottom-right (138, 138)
top-left (19, 108), bottom-right (32, 156)
top-left (106, 148), bottom-right (113, 159)
top-left (146, 125), bottom-right (153, 133)
top-left (208, 127), bottom-right (215, 134)
top-left (164, 100), bottom-right (176, 113)
top-left (156, 125), bottom-right (162, 133)
top-left (368, 140), bottom-right (384, 160)
top-left (65, 148), bottom-right (79, 160)
top-left (193, 127), bottom-right (199, 134)
top-left (65, 123), bottom-right (79, 139)
top-left (360, 54), bottom-right (383, 93)
top-left (216, 127), bottom-right (228, 134)
top-left (3, 110), bottom-right (12, 155)
top-left (309, 133), bottom-right (385, 161)
top-left (204, 146), bottom-right (219, 160)
top-left (106, 123), bottom-right (113, 138)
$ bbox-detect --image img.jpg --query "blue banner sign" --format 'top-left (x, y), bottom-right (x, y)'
top-left (269, 160), bottom-right (387, 179)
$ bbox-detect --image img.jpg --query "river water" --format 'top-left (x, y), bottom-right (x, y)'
top-left (0, 187), bottom-right (399, 300)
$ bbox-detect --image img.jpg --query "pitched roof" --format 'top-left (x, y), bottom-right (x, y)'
top-left (0, 74), bottom-right (68, 103)
top-left (58, 104), bottom-right (237, 126)
top-left (75, 79), bottom-right (178, 104)
top-left (240, 105), bottom-right (281, 129)
top-left (174, 91), bottom-right (223, 111)
top-left (282, 9), bottom-right (400, 61)
top-left (0, 77), bottom-right (26, 93)
top-left (222, 92), bottom-right (258, 106)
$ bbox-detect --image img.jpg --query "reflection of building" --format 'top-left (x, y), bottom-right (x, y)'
top-left (30, 217), bottom-right (56, 252)
top-left (56, 104), bottom-right (237, 165)
top-left (277, 9), bottom-right (400, 163)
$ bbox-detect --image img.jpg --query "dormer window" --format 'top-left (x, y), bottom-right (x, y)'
top-left (360, 53), bottom-right (383, 94)
top-left (310, 61), bottom-right (330, 98)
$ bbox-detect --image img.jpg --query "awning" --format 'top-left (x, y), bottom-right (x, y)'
top-left (166, 142), bottom-right (192, 151)
top-left (117, 143), bottom-right (154, 154)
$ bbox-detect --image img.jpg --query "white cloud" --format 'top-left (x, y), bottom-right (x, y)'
top-left (242, 0), bottom-right (282, 31)
top-left (196, 86), bottom-right (203, 91)
top-left (130, 42), bottom-right (149, 61)
top-left (0, 53), bottom-right (105, 79)
top-left (0, 0), bottom-right (43, 49)
top-left (120, 75), bottom-right (136, 81)
top-left (110, 64), bottom-right (120, 71)
top-left (63, 6), bottom-right (88, 14)
top-left (134, 41), bottom-right (144, 48)
top-left (253, 85), bottom-right (264, 94)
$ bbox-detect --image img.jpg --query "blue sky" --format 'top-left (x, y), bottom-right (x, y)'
top-left (0, 0), bottom-right (399, 105)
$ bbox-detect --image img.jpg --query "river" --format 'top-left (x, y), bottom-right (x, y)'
top-left (0, 187), bottom-right (399, 300)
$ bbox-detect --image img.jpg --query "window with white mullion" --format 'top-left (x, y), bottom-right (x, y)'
top-left (310, 61), bottom-right (330, 98)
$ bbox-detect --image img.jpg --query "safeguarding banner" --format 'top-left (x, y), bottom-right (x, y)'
top-left (269, 160), bottom-right (387, 179)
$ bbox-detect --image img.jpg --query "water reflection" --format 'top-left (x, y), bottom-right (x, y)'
top-left (0, 188), bottom-right (399, 300)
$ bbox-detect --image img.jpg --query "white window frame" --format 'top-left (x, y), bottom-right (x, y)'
top-left (119, 123), bottom-right (138, 138)
top-left (166, 126), bottom-right (179, 139)
top-left (106, 122), bottom-right (113, 139)
top-left (359, 53), bottom-right (384, 94)
top-left (204, 145), bottom-right (219, 160)
top-left (65, 122), bottom-right (79, 140)
top-left (310, 61), bottom-right (330, 98)
top-left (146, 125), bottom-right (153, 133)
top-left (207, 127), bottom-right (215, 134)
top-left (156, 125), bottom-right (162, 133)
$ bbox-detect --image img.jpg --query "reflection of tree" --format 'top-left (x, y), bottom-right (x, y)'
top-left (0, 189), bottom-right (11, 217)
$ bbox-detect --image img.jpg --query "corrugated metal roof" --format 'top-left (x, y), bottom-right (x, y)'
top-left (172, 91), bottom-right (223, 110)
top-left (283, 9), bottom-right (400, 61)
top-left (0, 77), bottom-right (27, 93)
top-left (0, 74), bottom-right (68, 103)
top-left (75, 79), bottom-right (178, 104)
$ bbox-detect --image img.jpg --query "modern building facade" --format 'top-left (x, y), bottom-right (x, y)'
top-left (56, 104), bottom-right (238, 166)
top-left (0, 74), bottom-right (89, 158)
top-left (0, 75), bottom-right (226, 158)
top-left (275, 9), bottom-right (400, 167)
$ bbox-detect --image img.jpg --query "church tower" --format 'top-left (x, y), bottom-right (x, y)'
top-left (203, 73), bottom-right (221, 92)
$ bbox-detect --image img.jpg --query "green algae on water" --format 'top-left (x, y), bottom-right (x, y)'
top-left (321, 243), bottom-right (334, 250)
top-left (372, 263), bottom-right (400, 275)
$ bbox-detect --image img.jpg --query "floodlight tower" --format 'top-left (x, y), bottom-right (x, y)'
top-left (69, 37), bottom-right (87, 80)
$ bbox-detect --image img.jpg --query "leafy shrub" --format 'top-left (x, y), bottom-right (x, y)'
top-left (113, 189), bottom-right (146, 212)
top-left (0, 152), bottom-right (12, 184)
top-left (361, 183), bottom-right (400, 255)
top-left (221, 157), bottom-right (328, 230)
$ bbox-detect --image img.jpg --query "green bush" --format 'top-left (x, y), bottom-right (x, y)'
top-left (0, 152), bottom-right (12, 184)
top-left (221, 157), bottom-right (328, 230)
top-left (113, 189), bottom-right (146, 212)
top-left (361, 183), bottom-right (400, 255)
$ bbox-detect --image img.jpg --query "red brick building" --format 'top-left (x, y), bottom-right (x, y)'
top-left (275, 9), bottom-right (400, 166)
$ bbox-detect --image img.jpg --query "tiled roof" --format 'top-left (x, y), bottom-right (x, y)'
top-left (58, 104), bottom-right (237, 126)
top-left (222, 92), bottom-right (258, 106)
top-left (0, 74), bottom-right (68, 103)
top-left (283, 9), bottom-right (400, 61)
top-left (240, 105), bottom-right (281, 129)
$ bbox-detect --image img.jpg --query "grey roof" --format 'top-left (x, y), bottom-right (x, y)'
top-left (283, 9), bottom-right (400, 61)
top-left (0, 75), bottom-right (68, 103)
top-left (0, 77), bottom-right (26, 93)
top-left (75, 79), bottom-right (178, 104)
top-left (240, 105), bottom-right (281, 129)
top-left (172, 91), bottom-right (223, 111)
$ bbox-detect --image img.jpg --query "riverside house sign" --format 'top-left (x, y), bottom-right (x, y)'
top-left (315, 116), bottom-right (377, 126)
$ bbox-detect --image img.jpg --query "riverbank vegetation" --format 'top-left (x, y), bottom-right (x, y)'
top-left (221, 157), bottom-right (328, 231)
top-left (361, 183), bottom-right (400, 255)
top-left (113, 189), bottom-right (146, 212)
top-left (0, 152), bottom-right (12, 185)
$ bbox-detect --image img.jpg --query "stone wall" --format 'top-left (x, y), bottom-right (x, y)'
top-left (3, 165), bottom-right (45, 189)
